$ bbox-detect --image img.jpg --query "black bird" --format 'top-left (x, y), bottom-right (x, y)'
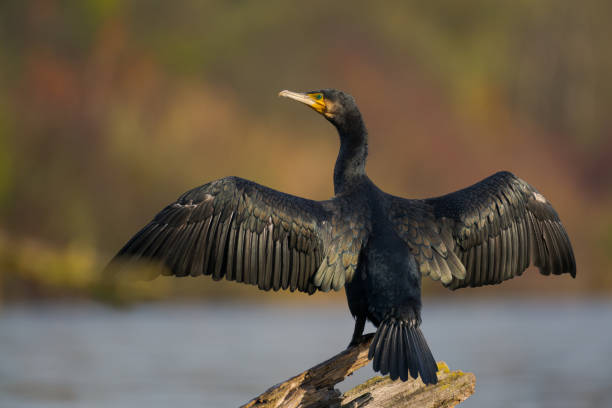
top-left (110, 89), bottom-right (576, 384)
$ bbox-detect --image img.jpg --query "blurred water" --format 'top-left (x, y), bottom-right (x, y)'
top-left (0, 299), bottom-right (610, 408)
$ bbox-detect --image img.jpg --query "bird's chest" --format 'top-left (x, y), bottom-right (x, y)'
top-left (364, 221), bottom-right (415, 274)
top-left (356, 223), bottom-right (421, 321)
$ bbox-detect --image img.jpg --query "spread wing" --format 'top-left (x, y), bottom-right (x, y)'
top-left (109, 176), bottom-right (364, 293)
top-left (388, 171), bottom-right (576, 289)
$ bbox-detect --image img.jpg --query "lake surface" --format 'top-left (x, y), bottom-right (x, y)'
top-left (1, 299), bottom-right (611, 408)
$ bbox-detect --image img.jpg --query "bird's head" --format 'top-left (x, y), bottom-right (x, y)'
top-left (279, 89), bottom-right (362, 131)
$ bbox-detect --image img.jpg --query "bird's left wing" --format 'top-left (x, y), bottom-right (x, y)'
top-left (109, 176), bottom-right (362, 293)
top-left (387, 171), bottom-right (576, 289)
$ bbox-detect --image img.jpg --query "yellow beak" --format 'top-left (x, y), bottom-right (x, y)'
top-left (279, 90), bottom-right (326, 114)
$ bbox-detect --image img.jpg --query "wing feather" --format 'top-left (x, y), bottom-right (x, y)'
top-left (109, 176), bottom-right (365, 294)
top-left (388, 171), bottom-right (575, 289)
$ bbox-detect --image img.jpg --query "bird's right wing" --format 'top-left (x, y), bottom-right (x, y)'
top-left (108, 177), bottom-right (364, 293)
top-left (387, 171), bottom-right (575, 289)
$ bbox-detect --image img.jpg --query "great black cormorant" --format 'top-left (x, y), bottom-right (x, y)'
top-left (110, 89), bottom-right (576, 384)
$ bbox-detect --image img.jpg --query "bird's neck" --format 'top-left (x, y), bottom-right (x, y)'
top-left (334, 115), bottom-right (368, 195)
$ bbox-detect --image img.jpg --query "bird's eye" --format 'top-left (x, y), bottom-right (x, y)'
top-left (314, 94), bottom-right (323, 100)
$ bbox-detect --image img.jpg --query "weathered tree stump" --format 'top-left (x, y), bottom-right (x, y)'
top-left (241, 334), bottom-right (475, 408)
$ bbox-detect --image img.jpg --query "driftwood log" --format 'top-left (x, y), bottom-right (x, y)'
top-left (241, 334), bottom-right (475, 408)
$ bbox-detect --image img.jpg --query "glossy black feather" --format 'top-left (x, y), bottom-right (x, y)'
top-left (388, 171), bottom-right (575, 290)
top-left (110, 176), bottom-right (350, 294)
top-left (370, 317), bottom-right (438, 384)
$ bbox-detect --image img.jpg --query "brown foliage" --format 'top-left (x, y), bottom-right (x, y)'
top-left (0, 1), bottom-right (610, 301)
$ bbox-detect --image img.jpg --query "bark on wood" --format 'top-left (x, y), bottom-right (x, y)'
top-left (241, 333), bottom-right (475, 408)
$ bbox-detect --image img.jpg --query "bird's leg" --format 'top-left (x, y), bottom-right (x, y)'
top-left (348, 315), bottom-right (367, 348)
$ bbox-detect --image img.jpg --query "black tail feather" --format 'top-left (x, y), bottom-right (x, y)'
top-left (371, 322), bottom-right (389, 372)
top-left (368, 317), bottom-right (438, 384)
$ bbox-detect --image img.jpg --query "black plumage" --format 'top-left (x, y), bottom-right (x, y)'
top-left (109, 88), bottom-right (576, 384)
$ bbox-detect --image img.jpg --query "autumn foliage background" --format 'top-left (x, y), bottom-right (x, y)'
top-left (1, 1), bottom-right (611, 304)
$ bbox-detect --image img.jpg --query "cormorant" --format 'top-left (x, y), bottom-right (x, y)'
top-left (109, 89), bottom-right (576, 384)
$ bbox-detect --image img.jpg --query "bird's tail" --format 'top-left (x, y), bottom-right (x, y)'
top-left (368, 316), bottom-right (438, 384)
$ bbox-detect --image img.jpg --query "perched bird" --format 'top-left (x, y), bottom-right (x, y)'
top-left (109, 89), bottom-right (576, 384)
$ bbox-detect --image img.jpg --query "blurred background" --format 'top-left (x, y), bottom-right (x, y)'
top-left (0, 1), bottom-right (611, 407)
